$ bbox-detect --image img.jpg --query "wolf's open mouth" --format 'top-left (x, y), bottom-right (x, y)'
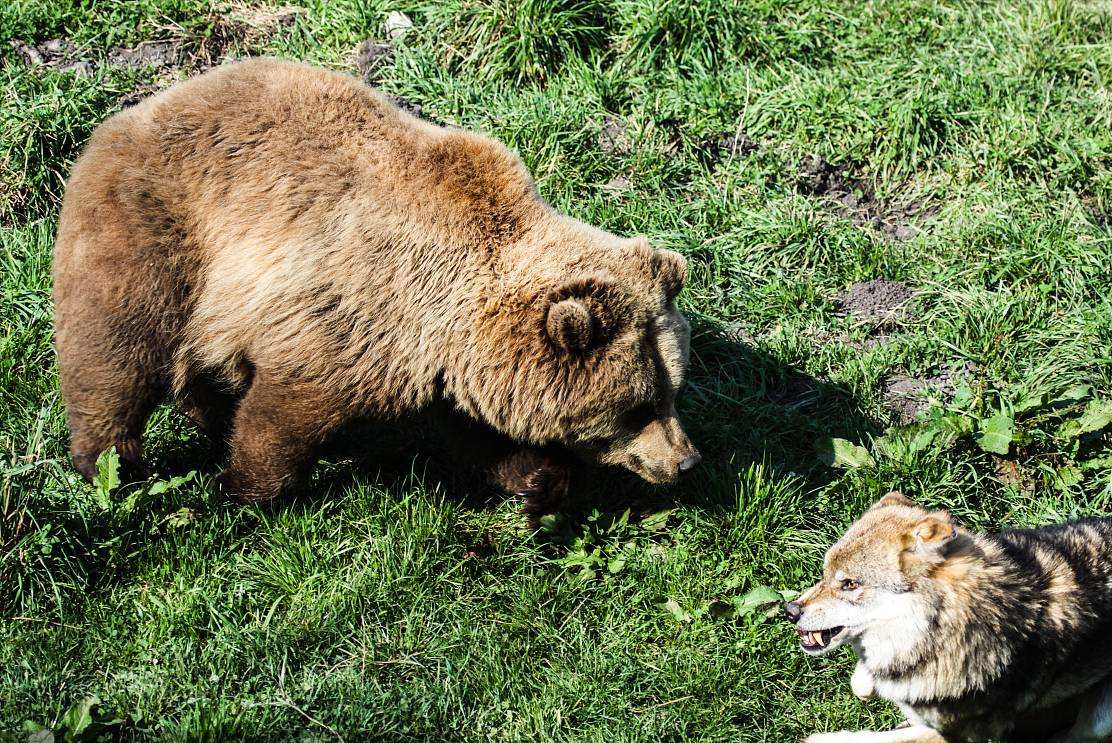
top-left (797, 626), bottom-right (844, 651)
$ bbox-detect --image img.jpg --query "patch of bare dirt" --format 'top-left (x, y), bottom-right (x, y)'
top-left (9, 39), bottom-right (91, 75)
top-left (593, 114), bottom-right (631, 155)
top-left (882, 361), bottom-right (977, 423)
top-left (834, 279), bottom-right (914, 326)
top-left (107, 39), bottom-right (186, 69)
top-left (355, 39), bottom-right (393, 84)
top-left (695, 129), bottom-right (758, 164)
top-left (796, 155), bottom-right (936, 241)
top-left (9, 3), bottom-right (305, 108)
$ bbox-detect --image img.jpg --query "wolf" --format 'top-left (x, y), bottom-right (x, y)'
top-left (785, 491), bottom-right (1112, 743)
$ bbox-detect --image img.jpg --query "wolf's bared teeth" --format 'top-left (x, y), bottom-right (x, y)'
top-left (812, 631), bottom-right (823, 646)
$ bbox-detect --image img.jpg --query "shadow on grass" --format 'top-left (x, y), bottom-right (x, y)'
top-left (4, 317), bottom-right (880, 614)
top-left (275, 316), bottom-right (881, 524)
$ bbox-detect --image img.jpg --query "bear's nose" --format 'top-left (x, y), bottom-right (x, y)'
top-left (678, 451), bottom-right (702, 474)
top-left (784, 601), bottom-right (803, 624)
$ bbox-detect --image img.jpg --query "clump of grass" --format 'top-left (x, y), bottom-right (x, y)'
top-left (413, 0), bottom-right (613, 82)
top-left (612, 0), bottom-right (840, 72)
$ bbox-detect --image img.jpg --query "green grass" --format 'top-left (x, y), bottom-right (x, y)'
top-left (2, 0), bottom-right (1112, 740)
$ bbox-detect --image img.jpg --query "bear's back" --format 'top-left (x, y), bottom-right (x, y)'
top-left (100, 59), bottom-right (543, 256)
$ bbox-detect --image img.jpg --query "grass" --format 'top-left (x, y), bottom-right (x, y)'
top-left (1, 0), bottom-right (1111, 740)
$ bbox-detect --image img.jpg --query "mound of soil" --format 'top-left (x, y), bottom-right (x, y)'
top-left (834, 279), bottom-right (914, 325)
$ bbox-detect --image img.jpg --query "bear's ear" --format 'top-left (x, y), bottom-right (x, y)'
top-left (652, 249), bottom-right (687, 301)
top-left (546, 297), bottom-right (594, 352)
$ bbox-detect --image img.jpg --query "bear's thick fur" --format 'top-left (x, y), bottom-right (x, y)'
top-left (53, 59), bottom-right (700, 514)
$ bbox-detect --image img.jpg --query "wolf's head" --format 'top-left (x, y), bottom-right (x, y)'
top-left (784, 491), bottom-right (960, 657)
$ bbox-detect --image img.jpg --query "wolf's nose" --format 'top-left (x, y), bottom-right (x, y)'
top-left (678, 452), bottom-right (702, 474)
top-left (784, 601), bottom-right (803, 624)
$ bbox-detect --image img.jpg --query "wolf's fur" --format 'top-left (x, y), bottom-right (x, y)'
top-left (790, 492), bottom-right (1112, 743)
top-left (53, 59), bottom-right (699, 511)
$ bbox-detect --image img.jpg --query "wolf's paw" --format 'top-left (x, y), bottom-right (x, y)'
top-left (851, 663), bottom-right (875, 700)
top-left (804, 733), bottom-right (859, 743)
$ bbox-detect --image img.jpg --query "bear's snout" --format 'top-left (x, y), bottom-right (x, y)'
top-left (619, 416), bottom-right (700, 484)
top-left (678, 451), bottom-right (702, 474)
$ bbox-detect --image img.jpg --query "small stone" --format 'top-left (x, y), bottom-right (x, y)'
top-left (602, 176), bottom-right (631, 194)
top-left (893, 224), bottom-right (916, 240)
top-left (384, 11), bottom-right (413, 42)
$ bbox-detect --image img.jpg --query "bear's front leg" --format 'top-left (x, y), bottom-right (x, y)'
top-left (218, 373), bottom-right (337, 503)
top-left (429, 404), bottom-right (588, 526)
top-left (489, 446), bottom-right (589, 526)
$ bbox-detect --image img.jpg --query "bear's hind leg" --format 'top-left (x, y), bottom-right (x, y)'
top-left (63, 361), bottom-right (163, 483)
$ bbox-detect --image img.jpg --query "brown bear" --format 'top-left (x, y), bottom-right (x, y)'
top-left (52, 59), bottom-right (700, 516)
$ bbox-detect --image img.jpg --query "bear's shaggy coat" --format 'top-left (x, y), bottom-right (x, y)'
top-left (53, 59), bottom-right (699, 511)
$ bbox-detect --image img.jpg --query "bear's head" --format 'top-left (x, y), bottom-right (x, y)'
top-left (463, 229), bottom-right (701, 485)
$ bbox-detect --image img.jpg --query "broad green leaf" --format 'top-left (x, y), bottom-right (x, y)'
top-left (1057, 399), bottom-right (1112, 440)
top-left (815, 437), bottom-right (875, 468)
top-left (732, 585), bottom-right (791, 621)
top-left (655, 597), bottom-right (691, 623)
top-left (1014, 384), bottom-right (1091, 414)
top-left (1054, 465), bottom-right (1083, 490)
top-left (161, 507), bottom-right (197, 531)
top-left (734, 585), bottom-right (784, 616)
top-left (951, 381), bottom-right (974, 409)
top-left (1057, 384), bottom-right (1094, 403)
top-left (58, 695), bottom-right (98, 737)
top-left (1079, 455), bottom-right (1112, 472)
top-left (974, 414), bottom-right (1013, 455)
top-left (146, 471), bottom-right (195, 496)
top-left (93, 448), bottom-right (120, 510)
top-left (639, 509), bottom-right (673, 532)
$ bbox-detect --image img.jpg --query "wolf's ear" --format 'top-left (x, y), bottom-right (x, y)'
top-left (912, 512), bottom-right (956, 550)
top-left (871, 490), bottom-right (915, 510)
top-left (651, 249), bottom-right (687, 301)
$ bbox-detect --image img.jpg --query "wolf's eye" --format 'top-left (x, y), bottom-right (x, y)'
top-left (840, 579), bottom-right (860, 591)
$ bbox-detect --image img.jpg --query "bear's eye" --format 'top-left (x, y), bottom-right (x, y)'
top-left (623, 403), bottom-right (657, 430)
top-left (840, 579), bottom-right (860, 591)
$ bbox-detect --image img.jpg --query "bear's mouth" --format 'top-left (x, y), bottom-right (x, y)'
top-left (797, 626), bottom-right (845, 653)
